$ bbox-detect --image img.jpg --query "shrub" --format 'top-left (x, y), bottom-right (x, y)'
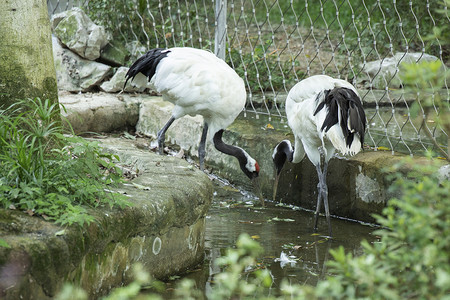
top-left (312, 155), bottom-right (449, 299)
top-left (0, 98), bottom-right (129, 226)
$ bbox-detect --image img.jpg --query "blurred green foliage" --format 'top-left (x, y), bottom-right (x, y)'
top-left (311, 155), bottom-right (449, 299)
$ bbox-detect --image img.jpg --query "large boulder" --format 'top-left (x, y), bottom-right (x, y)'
top-left (52, 8), bottom-right (109, 60)
top-left (52, 35), bottom-right (112, 92)
top-left (362, 52), bottom-right (439, 89)
top-left (59, 92), bottom-right (141, 134)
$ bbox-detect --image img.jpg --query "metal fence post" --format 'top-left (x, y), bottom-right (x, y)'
top-left (214, 0), bottom-right (226, 60)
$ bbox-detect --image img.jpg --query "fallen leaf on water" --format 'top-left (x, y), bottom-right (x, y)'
top-left (377, 146), bottom-right (390, 151)
top-left (317, 238), bottom-right (330, 243)
top-left (251, 235), bottom-right (261, 239)
top-left (268, 217), bottom-right (295, 223)
top-left (26, 209), bottom-right (34, 216)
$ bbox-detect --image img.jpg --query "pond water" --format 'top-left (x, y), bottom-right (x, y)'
top-left (163, 177), bottom-right (379, 298)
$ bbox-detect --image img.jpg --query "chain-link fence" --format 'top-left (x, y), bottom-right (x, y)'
top-left (47, 0), bottom-right (449, 157)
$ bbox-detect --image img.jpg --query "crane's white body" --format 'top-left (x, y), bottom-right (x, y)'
top-left (149, 47), bottom-right (246, 141)
top-left (286, 75), bottom-right (363, 166)
top-left (273, 75), bottom-right (366, 235)
top-left (125, 47), bottom-right (263, 203)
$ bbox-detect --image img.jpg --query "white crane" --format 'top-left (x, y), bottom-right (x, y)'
top-left (124, 47), bottom-right (264, 205)
top-left (272, 75), bottom-right (366, 235)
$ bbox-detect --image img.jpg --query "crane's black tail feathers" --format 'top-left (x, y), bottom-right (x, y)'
top-left (314, 87), bottom-right (366, 148)
top-left (124, 48), bottom-right (171, 89)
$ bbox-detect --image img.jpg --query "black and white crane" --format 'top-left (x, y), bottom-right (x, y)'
top-left (124, 47), bottom-right (264, 205)
top-left (272, 75), bottom-right (366, 236)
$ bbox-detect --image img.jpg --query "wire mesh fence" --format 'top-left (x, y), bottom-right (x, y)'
top-left (47, 0), bottom-right (449, 157)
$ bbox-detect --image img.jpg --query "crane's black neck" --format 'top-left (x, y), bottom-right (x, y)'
top-left (273, 140), bottom-right (294, 175)
top-left (213, 130), bottom-right (256, 179)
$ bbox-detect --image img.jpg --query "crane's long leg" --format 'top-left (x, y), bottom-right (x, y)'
top-left (313, 163), bottom-right (323, 231)
top-left (313, 160), bottom-right (331, 236)
top-left (157, 116), bottom-right (175, 155)
top-left (321, 161), bottom-right (331, 236)
top-left (198, 122), bottom-right (208, 171)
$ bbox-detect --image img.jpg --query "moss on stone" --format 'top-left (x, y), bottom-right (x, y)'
top-left (0, 54), bottom-right (58, 110)
top-left (54, 14), bottom-right (80, 48)
top-left (0, 0), bottom-right (58, 109)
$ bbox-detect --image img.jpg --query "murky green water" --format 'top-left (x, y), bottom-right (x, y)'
top-left (163, 178), bottom-right (378, 297)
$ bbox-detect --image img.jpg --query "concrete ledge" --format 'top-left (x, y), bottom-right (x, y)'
top-left (60, 92), bottom-right (141, 133)
top-left (0, 138), bottom-right (213, 299)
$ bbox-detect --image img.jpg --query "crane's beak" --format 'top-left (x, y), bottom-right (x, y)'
top-left (273, 171), bottom-right (281, 202)
top-left (251, 177), bottom-right (265, 207)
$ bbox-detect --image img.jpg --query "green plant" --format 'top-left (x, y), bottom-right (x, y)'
top-left (0, 98), bottom-right (130, 226)
top-left (311, 154), bottom-right (450, 299)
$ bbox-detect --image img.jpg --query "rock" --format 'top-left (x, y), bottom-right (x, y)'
top-left (100, 39), bottom-right (128, 66)
top-left (59, 92), bottom-right (141, 133)
top-left (100, 67), bottom-right (151, 93)
top-left (362, 52), bottom-right (439, 89)
top-left (52, 35), bottom-right (112, 92)
top-left (125, 41), bottom-right (147, 62)
top-left (52, 8), bottom-right (109, 60)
